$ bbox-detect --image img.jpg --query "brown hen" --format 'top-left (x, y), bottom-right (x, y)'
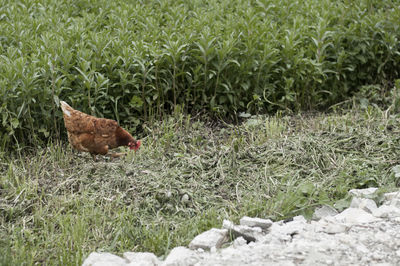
top-left (60, 101), bottom-right (140, 160)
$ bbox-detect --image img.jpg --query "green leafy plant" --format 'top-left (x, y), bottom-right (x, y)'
top-left (0, 0), bottom-right (399, 149)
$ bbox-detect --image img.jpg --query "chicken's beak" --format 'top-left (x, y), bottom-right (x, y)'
top-left (129, 140), bottom-right (141, 151)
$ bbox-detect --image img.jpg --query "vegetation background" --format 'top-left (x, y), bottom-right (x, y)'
top-left (1, 0), bottom-right (400, 264)
top-left (0, 0), bottom-right (399, 150)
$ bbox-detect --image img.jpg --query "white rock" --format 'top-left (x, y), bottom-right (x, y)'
top-left (239, 216), bottom-right (273, 230)
top-left (373, 205), bottom-right (400, 218)
top-left (314, 238), bottom-right (338, 252)
top-left (371, 253), bottom-right (385, 260)
top-left (385, 198), bottom-right (400, 208)
top-left (334, 208), bottom-right (380, 224)
top-left (222, 219), bottom-right (235, 229)
top-left (374, 231), bottom-right (392, 244)
top-left (261, 229), bottom-right (290, 244)
top-left (210, 246), bottom-right (217, 254)
top-left (349, 188), bottom-right (378, 197)
top-left (292, 215), bottom-right (307, 222)
top-left (248, 241), bottom-right (256, 247)
top-left (269, 219), bottom-right (307, 238)
top-left (384, 191), bottom-right (400, 201)
top-left (315, 218), bottom-right (349, 234)
top-left (124, 252), bottom-right (160, 266)
top-left (162, 247), bottom-right (198, 266)
top-left (82, 252), bottom-right (128, 266)
top-left (222, 219), bottom-right (261, 242)
top-left (181, 194), bottom-right (190, 204)
top-left (325, 260), bottom-right (334, 265)
top-left (350, 197), bottom-right (378, 213)
top-left (233, 236), bottom-right (247, 247)
top-left (188, 228), bottom-right (228, 250)
top-left (312, 205), bottom-right (338, 220)
top-left (355, 243), bottom-right (369, 254)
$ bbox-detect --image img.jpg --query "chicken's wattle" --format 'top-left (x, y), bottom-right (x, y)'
top-left (130, 140), bottom-right (141, 151)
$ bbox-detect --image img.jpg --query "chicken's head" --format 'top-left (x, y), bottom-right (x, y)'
top-left (128, 140), bottom-right (141, 151)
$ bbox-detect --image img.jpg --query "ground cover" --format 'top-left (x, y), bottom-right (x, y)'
top-left (1, 107), bottom-right (399, 265)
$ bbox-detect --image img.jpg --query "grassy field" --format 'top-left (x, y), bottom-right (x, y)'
top-left (1, 105), bottom-right (399, 265)
top-left (1, 0), bottom-right (400, 264)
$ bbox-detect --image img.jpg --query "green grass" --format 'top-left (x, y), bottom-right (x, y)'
top-left (1, 0), bottom-right (399, 264)
top-left (1, 106), bottom-right (399, 265)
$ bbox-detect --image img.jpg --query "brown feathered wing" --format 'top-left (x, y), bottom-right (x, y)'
top-left (60, 101), bottom-right (120, 155)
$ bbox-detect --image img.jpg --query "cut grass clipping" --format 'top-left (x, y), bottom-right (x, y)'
top-left (1, 108), bottom-right (399, 265)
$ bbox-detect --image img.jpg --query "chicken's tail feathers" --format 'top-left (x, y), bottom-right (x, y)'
top-left (60, 101), bottom-right (72, 117)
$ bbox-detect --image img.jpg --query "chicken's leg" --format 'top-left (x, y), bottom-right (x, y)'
top-left (110, 152), bottom-right (127, 158)
top-left (91, 153), bottom-right (98, 162)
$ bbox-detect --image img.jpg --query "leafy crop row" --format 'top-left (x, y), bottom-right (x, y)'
top-left (0, 0), bottom-right (399, 149)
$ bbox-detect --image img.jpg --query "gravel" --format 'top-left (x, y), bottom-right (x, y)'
top-left (83, 188), bottom-right (400, 266)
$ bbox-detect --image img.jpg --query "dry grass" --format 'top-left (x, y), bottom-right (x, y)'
top-left (1, 107), bottom-right (399, 265)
